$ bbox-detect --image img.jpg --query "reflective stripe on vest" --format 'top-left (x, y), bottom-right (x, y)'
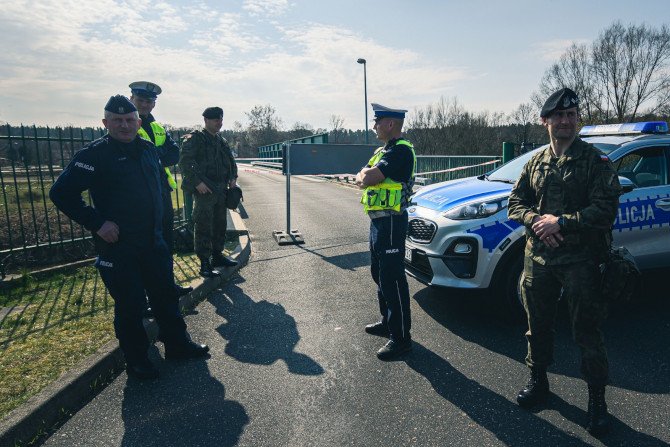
top-left (361, 139), bottom-right (416, 213)
top-left (138, 122), bottom-right (177, 189)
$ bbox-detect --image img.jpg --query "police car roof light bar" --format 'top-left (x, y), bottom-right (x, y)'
top-left (579, 121), bottom-right (669, 136)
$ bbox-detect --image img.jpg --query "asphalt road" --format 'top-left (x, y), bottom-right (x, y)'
top-left (42, 167), bottom-right (669, 447)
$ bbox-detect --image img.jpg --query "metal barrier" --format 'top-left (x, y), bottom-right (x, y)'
top-left (416, 155), bottom-right (501, 183)
top-left (0, 124), bottom-right (190, 278)
top-left (257, 133), bottom-right (328, 159)
top-left (0, 123), bottom-right (501, 277)
top-left (241, 155), bottom-right (502, 184)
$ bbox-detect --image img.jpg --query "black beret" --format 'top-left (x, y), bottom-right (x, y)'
top-left (202, 107), bottom-right (223, 119)
top-left (540, 88), bottom-right (579, 118)
top-left (104, 95), bottom-right (137, 114)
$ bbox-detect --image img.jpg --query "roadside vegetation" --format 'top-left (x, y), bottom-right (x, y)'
top-left (0, 241), bottom-right (235, 421)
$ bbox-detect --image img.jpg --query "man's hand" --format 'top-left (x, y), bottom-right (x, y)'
top-left (531, 214), bottom-right (564, 248)
top-left (355, 166), bottom-right (384, 189)
top-left (97, 220), bottom-right (120, 243)
top-left (196, 182), bottom-right (212, 194)
top-left (355, 172), bottom-right (365, 189)
top-left (229, 178), bottom-right (237, 188)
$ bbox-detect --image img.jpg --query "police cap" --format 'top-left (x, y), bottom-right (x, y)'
top-left (202, 107), bottom-right (224, 119)
top-left (540, 88), bottom-right (579, 118)
top-left (129, 81), bottom-right (162, 99)
top-left (371, 103), bottom-right (407, 120)
top-left (104, 95), bottom-right (137, 114)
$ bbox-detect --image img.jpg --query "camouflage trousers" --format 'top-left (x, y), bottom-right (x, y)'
top-left (521, 257), bottom-right (609, 386)
top-left (193, 191), bottom-right (228, 259)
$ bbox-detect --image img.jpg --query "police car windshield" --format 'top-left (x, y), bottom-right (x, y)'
top-left (486, 149), bottom-right (540, 183)
top-left (486, 141), bottom-right (621, 183)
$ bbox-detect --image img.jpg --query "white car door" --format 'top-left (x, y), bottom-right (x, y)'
top-left (612, 144), bottom-right (670, 269)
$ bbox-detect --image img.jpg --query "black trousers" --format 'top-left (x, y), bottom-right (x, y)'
top-left (369, 212), bottom-right (411, 342)
top-left (96, 241), bottom-right (187, 365)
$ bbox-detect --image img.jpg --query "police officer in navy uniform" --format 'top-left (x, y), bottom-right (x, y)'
top-left (50, 95), bottom-right (209, 380)
top-left (129, 81), bottom-right (192, 298)
top-left (356, 103), bottom-right (416, 360)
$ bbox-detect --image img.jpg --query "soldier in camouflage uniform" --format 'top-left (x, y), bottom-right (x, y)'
top-left (179, 107), bottom-right (238, 277)
top-left (508, 88), bottom-right (621, 437)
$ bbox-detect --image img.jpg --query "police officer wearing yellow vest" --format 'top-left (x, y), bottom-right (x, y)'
top-left (129, 81), bottom-right (192, 297)
top-left (356, 103), bottom-right (416, 361)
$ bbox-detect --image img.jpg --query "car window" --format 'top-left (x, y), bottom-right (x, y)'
top-left (614, 146), bottom-right (669, 187)
top-left (487, 148), bottom-right (541, 182)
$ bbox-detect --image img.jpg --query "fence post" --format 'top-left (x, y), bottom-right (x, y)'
top-left (502, 142), bottom-right (515, 164)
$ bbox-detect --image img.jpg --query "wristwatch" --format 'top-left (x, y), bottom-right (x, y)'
top-left (557, 215), bottom-right (565, 229)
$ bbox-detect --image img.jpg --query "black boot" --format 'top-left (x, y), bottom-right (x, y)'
top-left (126, 358), bottom-right (159, 380)
top-left (587, 384), bottom-right (610, 437)
top-left (517, 368), bottom-right (549, 408)
top-left (211, 252), bottom-right (238, 267)
top-left (165, 339), bottom-right (210, 360)
top-left (199, 257), bottom-right (220, 278)
top-left (175, 284), bottom-right (193, 297)
top-left (365, 321), bottom-right (390, 337)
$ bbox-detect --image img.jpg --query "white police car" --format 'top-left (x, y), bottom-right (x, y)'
top-left (404, 121), bottom-right (670, 317)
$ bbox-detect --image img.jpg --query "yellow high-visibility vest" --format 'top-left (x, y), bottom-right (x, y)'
top-left (138, 122), bottom-right (177, 189)
top-left (361, 139), bottom-right (416, 213)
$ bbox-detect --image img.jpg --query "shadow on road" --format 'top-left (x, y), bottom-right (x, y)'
top-left (405, 342), bottom-right (667, 447)
top-left (309, 249), bottom-right (370, 271)
top-left (121, 347), bottom-right (248, 447)
top-left (212, 276), bottom-right (324, 375)
top-left (413, 270), bottom-right (670, 394)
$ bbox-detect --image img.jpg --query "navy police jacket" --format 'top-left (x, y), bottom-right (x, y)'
top-left (50, 134), bottom-right (166, 249)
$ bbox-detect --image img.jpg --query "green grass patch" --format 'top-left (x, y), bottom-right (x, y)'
top-left (0, 238), bottom-right (237, 420)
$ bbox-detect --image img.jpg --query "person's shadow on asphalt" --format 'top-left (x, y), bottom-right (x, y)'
top-left (404, 342), bottom-right (668, 447)
top-left (211, 275), bottom-right (324, 376)
top-left (120, 346), bottom-right (249, 447)
top-left (413, 275), bottom-right (670, 395)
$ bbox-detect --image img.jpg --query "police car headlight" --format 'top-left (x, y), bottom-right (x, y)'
top-left (443, 197), bottom-right (509, 220)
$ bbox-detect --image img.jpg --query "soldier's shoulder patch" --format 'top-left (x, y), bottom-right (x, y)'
top-left (599, 154), bottom-right (610, 162)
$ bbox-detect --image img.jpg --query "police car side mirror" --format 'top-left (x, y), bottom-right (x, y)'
top-left (618, 175), bottom-right (635, 193)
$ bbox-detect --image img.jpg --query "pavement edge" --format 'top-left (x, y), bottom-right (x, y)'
top-left (0, 209), bottom-right (251, 447)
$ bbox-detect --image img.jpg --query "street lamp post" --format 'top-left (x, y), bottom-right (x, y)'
top-left (357, 58), bottom-right (368, 144)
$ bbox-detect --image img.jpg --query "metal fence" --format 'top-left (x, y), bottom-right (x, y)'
top-left (0, 124), bottom-right (189, 278)
top-left (416, 155), bottom-right (502, 183)
top-left (0, 124), bottom-right (502, 277)
top-left (257, 133), bottom-right (329, 159)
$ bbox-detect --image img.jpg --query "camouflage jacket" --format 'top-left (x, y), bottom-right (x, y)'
top-left (508, 138), bottom-right (621, 265)
top-left (179, 130), bottom-right (237, 193)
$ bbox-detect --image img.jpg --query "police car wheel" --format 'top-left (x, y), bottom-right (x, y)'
top-left (491, 255), bottom-right (525, 323)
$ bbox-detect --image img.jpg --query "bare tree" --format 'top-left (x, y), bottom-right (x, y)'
top-left (538, 22), bottom-right (670, 123)
top-left (245, 104), bottom-right (283, 149)
top-left (507, 102), bottom-right (545, 148)
top-left (287, 121), bottom-right (314, 140)
top-left (329, 115), bottom-right (345, 143)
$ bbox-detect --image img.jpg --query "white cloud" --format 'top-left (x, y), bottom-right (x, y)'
top-left (0, 1), bottom-right (474, 130)
top-left (243, 0), bottom-right (290, 16)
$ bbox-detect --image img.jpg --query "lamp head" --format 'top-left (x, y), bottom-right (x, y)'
top-left (357, 58), bottom-right (366, 64)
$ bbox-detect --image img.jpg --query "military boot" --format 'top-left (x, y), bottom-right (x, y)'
top-left (199, 257), bottom-right (220, 278)
top-left (516, 367), bottom-right (549, 408)
top-left (587, 384), bottom-right (610, 437)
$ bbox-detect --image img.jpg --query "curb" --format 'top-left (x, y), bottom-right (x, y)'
top-left (0, 209), bottom-right (251, 447)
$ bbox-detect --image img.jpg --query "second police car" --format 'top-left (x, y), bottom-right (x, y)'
top-left (404, 121), bottom-right (670, 318)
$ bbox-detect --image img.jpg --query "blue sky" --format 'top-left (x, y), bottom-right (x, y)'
top-left (0, 0), bottom-right (667, 130)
